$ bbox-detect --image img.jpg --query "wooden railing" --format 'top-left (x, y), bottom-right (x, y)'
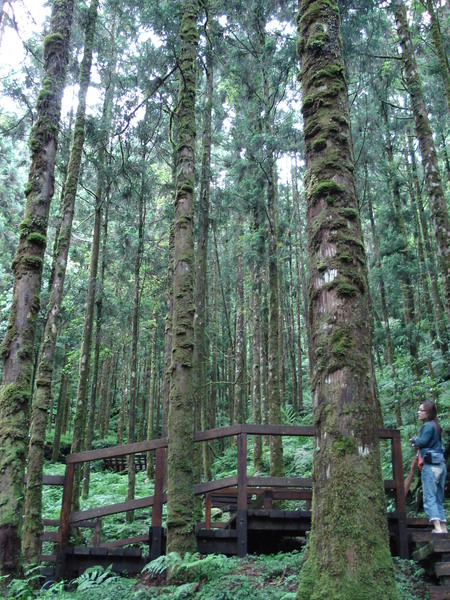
top-left (51, 424), bottom-right (407, 571)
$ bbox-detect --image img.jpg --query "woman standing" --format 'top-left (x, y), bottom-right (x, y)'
top-left (410, 402), bottom-right (447, 533)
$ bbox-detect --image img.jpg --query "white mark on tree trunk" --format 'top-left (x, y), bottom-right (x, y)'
top-left (324, 269), bottom-right (337, 283)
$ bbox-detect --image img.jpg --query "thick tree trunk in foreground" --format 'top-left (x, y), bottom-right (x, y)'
top-left (166, 0), bottom-right (199, 555)
top-left (296, 1), bottom-right (398, 598)
top-left (22, 0), bottom-right (98, 563)
top-left (393, 0), bottom-right (450, 322)
top-left (0, 0), bottom-right (74, 577)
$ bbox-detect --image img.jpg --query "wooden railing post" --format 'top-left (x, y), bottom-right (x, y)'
top-left (55, 462), bottom-right (75, 580)
top-left (237, 431), bottom-right (247, 557)
top-left (391, 432), bottom-right (408, 558)
top-left (150, 447), bottom-right (165, 560)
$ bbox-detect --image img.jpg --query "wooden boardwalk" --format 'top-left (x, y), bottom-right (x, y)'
top-left (35, 425), bottom-right (450, 595)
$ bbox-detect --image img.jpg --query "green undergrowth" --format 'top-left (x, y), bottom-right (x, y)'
top-left (0, 552), bottom-right (429, 599)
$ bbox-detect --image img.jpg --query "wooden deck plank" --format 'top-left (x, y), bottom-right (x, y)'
top-left (435, 562), bottom-right (450, 577)
top-left (429, 586), bottom-right (450, 600)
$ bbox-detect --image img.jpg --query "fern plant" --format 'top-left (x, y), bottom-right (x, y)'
top-left (143, 551), bottom-right (231, 583)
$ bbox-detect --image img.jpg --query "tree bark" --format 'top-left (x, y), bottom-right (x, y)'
top-left (70, 44), bottom-right (116, 511)
top-left (381, 102), bottom-right (420, 378)
top-left (296, 1), bottom-right (398, 597)
top-left (393, 0), bottom-right (450, 321)
top-left (193, 12), bottom-right (213, 478)
top-left (0, 0), bottom-right (74, 577)
top-left (426, 0), bottom-right (450, 111)
top-left (166, 0), bottom-right (199, 555)
top-left (126, 178), bottom-right (145, 522)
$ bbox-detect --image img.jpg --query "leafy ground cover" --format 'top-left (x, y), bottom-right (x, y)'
top-left (0, 551), bottom-right (430, 599)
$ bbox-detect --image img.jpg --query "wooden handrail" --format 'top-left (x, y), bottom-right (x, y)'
top-left (66, 437), bottom-right (168, 464)
top-left (53, 424), bottom-right (406, 569)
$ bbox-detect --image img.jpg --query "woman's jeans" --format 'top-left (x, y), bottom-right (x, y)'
top-left (421, 462), bottom-right (447, 522)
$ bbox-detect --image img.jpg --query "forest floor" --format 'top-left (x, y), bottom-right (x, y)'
top-left (2, 550), bottom-right (429, 600)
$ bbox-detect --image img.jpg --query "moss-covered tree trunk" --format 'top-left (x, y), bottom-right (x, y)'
top-left (21, 0), bottom-right (98, 564)
top-left (426, 0), bottom-right (450, 111)
top-left (367, 187), bottom-right (400, 425)
top-left (166, 0), bottom-right (199, 555)
top-left (193, 8), bottom-right (213, 478)
top-left (293, 174), bottom-right (313, 378)
top-left (0, 0), bottom-right (74, 577)
top-left (126, 175), bottom-right (145, 523)
top-left (393, 0), bottom-right (450, 322)
top-left (296, 1), bottom-right (398, 598)
top-left (162, 223), bottom-right (174, 439)
top-left (381, 102), bottom-right (420, 379)
top-left (70, 50), bottom-right (116, 510)
top-left (408, 135), bottom-right (448, 356)
top-left (267, 168), bottom-right (284, 476)
top-left (82, 199), bottom-right (109, 498)
top-left (233, 218), bottom-right (245, 426)
top-left (51, 363), bottom-right (69, 462)
top-left (251, 203), bottom-right (264, 472)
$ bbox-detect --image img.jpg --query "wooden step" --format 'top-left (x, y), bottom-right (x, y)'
top-left (435, 562), bottom-right (450, 578)
top-left (412, 536), bottom-right (450, 562)
top-left (429, 586), bottom-right (450, 600)
top-left (408, 528), bottom-right (433, 543)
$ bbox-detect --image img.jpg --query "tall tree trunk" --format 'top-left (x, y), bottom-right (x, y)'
top-left (293, 174), bottom-right (313, 376)
top-left (251, 203), bottom-right (264, 472)
top-left (296, 1), bottom-right (398, 597)
top-left (193, 11), bottom-right (213, 478)
top-left (51, 366), bottom-right (69, 462)
top-left (83, 191), bottom-right (109, 499)
top-left (367, 188), bottom-right (400, 425)
top-left (426, 0), bottom-right (450, 110)
top-left (233, 219), bottom-right (245, 425)
top-left (267, 169), bottom-right (284, 476)
top-left (166, 0), bottom-right (199, 555)
top-left (70, 46), bottom-right (116, 510)
top-left (146, 326), bottom-right (157, 479)
top-left (381, 103), bottom-right (420, 378)
top-left (0, 0), bottom-right (74, 577)
top-left (393, 0), bottom-right (450, 321)
top-left (408, 136), bottom-right (449, 356)
top-left (116, 349), bottom-right (129, 445)
top-left (126, 184), bottom-right (145, 523)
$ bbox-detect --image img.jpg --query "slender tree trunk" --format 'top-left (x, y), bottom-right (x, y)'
top-left (293, 229), bottom-right (304, 413)
top-left (0, 0), bottom-right (74, 577)
top-left (166, 0), bottom-right (199, 555)
top-left (267, 169), bottom-right (284, 476)
top-left (296, 1), bottom-right (398, 597)
top-left (83, 190), bottom-right (109, 498)
top-left (51, 367), bottom-right (69, 463)
top-left (127, 186), bottom-right (145, 522)
top-left (408, 136), bottom-right (448, 356)
top-left (116, 350), bottom-right (129, 445)
top-left (426, 0), bottom-right (450, 110)
top-left (393, 0), bottom-right (450, 321)
top-left (146, 326), bottom-right (157, 478)
top-left (293, 174), bottom-right (313, 376)
top-left (251, 203), bottom-right (264, 471)
top-left (367, 189), bottom-right (401, 425)
top-left (381, 103), bottom-right (420, 378)
top-left (193, 12), bottom-right (213, 478)
top-left (70, 50), bottom-right (116, 510)
top-left (233, 219), bottom-right (245, 425)
top-left (162, 223), bottom-right (174, 438)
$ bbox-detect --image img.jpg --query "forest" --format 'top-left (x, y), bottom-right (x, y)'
top-left (0, 0), bottom-right (449, 598)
